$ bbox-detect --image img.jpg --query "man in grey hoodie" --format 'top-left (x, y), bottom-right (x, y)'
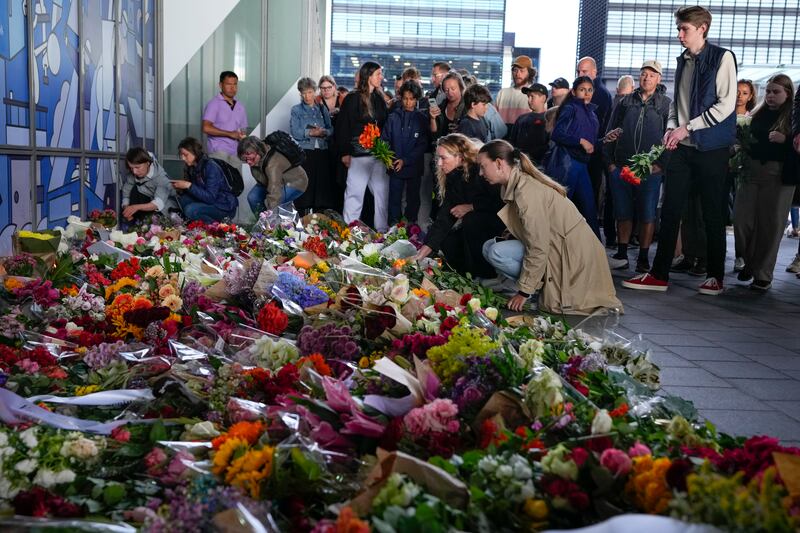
top-left (120, 147), bottom-right (178, 224)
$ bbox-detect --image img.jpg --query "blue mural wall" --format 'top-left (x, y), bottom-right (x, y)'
top-left (0, 0), bottom-right (155, 255)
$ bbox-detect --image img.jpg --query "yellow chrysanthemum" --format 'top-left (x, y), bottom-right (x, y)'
top-left (75, 384), bottom-right (101, 396)
top-left (212, 437), bottom-right (248, 476)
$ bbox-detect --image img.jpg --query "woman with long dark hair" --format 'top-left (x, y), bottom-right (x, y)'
top-left (545, 76), bottom-right (601, 238)
top-left (172, 137), bottom-right (237, 223)
top-left (414, 134), bottom-right (505, 279)
top-left (478, 139), bottom-right (621, 314)
top-left (733, 74), bottom-right (797, 289)
top-left (334, 61), bottom-right (391, 231)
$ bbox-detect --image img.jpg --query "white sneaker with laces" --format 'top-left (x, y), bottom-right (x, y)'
top-left (786, 254), bottom-right (800, 273)
top-left (733, 257), bottom-right (745, 272)
top-left (608, 256), bottom-right (629, 270)
top-left (671, 254), bottom-right (685, 268)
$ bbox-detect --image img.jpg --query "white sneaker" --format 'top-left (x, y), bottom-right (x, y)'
top-left (671, 254), bottom-right (685, 268)
top-left (787, 254), bottom-right (800, 273)
top-left (733, 257), bottom-right (745, 272)
top-left (608, 256), bottom-right (629, 270)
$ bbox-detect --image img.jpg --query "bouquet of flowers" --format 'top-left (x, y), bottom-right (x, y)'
top-left (620, 144), bottom-right (666, 186)
top-left (358, 123), bottom-right (395, 169)
top-left (730, 115), bottom-right (755, 186)
top-left (89, 208), bottom-right (117, 229)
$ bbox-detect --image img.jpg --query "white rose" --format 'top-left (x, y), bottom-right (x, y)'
top-left (485, 307), bottom-right (498, 321)
top-left (513, 462), bottom-right (532, 480)
top-left (0, 479), bottom-right (19, 500)
top-left (34, 468), bottom-right (57, 488)
top-left (55, 469), bottom-right (76, 485)
top-left (591, 409), bottom-right (613, 435)
top-left (20, 428), bottom-right (38, 449)
top-left (0, 432), bottom-right (8, 447)
top-left (496, 465), bottom-right (513, 479)
top-left (467, 297), bottom-right (481, 312)
top-left (361, 243), bottom-right (381, 257)
top-left (389, 276), bottom-right (410, 304)
top-left (15, 458), bottom-right (38, 474)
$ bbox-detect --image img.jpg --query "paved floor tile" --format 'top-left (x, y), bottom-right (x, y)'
top-left (649, 351), bottom-right (696, 368)
top-left (745, 355), bottom-right (800, 371)
top-left (767, 401), bottom-right (800, 423)
top-left (665, 346), bottom-right (749, 362)
top-left (661, 386), bottom-right (768, 410)
top-left (645, 334), bottom-right (716, 347)
top-left (659, 367), bottom-right (731, 387)
top-left (659, 320), bottom-right (732, 331)
top-left (701, 410), bottom-right (800, 441)
top-left (717, 341), bottom-right (798, 357)
top-left (724, 379), bottom-right (800, 401)
top-left (694, 361), bottom-right (786, 379)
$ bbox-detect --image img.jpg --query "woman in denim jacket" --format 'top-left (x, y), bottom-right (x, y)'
top-left (290, 77), bottom-right (334, 212)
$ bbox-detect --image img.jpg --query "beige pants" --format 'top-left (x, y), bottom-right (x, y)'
top-left (733, 160), bottom-right (796, 282)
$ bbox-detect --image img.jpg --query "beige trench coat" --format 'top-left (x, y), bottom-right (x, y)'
top-left (498, 168), bottom-right (623, 315)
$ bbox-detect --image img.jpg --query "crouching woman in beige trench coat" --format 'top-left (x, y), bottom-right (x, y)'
top-left (477, 140), bottom-right (623, 315)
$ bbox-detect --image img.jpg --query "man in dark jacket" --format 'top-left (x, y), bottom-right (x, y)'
top-left (604, 60), bottom-right (671, 273)
top-left (623, 6), bottom-right (737, 296)
top-left (578, 56), bottom-right (616, 246)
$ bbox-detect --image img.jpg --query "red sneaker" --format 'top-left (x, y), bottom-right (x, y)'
top-left (698, 277), bottom-right (723, 295)
top-left (621, 273), bottom-right (668, 291)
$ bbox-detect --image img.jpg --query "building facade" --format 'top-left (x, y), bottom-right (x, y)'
top-left (579, 0), bottom-right (800, 87)
top-left (330, 0), bottom-right (506, 94)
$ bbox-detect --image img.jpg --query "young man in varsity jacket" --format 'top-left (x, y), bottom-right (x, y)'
top-left (623, 5), bottom-right (737, 296)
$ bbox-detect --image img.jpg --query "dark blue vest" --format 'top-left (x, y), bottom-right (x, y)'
top-left (674, 42), bottom-right (737, 152)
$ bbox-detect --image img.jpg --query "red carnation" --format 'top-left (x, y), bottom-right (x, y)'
top-left (257, 302), bottom-right (289, 336)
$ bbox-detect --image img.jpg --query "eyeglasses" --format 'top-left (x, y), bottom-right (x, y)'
top-left (320, 85), bottom-right (334, 90)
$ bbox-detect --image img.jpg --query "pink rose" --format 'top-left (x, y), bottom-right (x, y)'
top-left (628, 441), bottom-right (651, 457)
top-left (110, 426), bottom-right (131, 443)
top-left (600, 448), bottom-right (633, 477)
top-left (143, 447), bottom-right (168, 475)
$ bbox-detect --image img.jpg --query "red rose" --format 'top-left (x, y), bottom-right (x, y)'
top-left (569, 447), bottom-right (589, 467)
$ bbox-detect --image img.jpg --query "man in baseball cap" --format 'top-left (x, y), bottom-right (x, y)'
top-left (496, 55), bottom-right (538, 127)
top-left (510, 83), bottom-right (551, 164)
top-left (547, 77), bottom-right (570, 107)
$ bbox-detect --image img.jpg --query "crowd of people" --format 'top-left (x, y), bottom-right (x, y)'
top-left (118, 4), bottom-right (800, 313)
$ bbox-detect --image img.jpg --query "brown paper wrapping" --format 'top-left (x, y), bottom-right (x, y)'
top-left (204, 279), bottom-right (231, 302)
top-left (349, 449), bottom-right (469, 515)
top-left (773, 452), bottom-right (800, 498)
top-left (472, 391), bottom-right (529, 433)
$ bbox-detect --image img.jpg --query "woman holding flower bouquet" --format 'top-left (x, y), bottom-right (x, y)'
top-left (334, 61), bottom-right (391, 231)
top-left (732, 74), bottom-right (797, 290)
top-left (479, 140), bottom-right (622, 314)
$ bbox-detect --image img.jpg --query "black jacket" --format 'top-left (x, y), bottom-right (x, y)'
top-left (334, 91), bottom-right (389, 157)
top-left (425, 164), bottom-right (504, 252)
top-left (509, 111), bottom-right (549, 164)
top-left (603, 86), bottom-right (671, 169)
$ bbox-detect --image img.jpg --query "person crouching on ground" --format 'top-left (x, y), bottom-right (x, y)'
top-left (120, 147), bottom-right (178, 227)
top-left (172, 137), bottom-right (238, 223)
top-left (479, 139), bottom-right (622, 315)
top-left (238, 136), bottom-right (308, 217)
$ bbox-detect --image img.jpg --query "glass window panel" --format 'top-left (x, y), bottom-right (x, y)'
top-left (35, 0), bottom-right (81, 149)
top-left (84, 157), bottom-right (118, 215)
top-left (0, 155), bottom-right (33, 256)
top-left (144, 0), bottom-right (155, 152)
top-left (0, 0), bottom-right (30, 146)
top-left (82, 0), bottom-right (117, 151)
top-left (120, 0), bottom-right (144, 151)
top-left (36, 156), bottom-right (80, 229)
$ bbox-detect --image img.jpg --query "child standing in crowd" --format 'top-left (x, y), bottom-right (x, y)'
top-left (381, 81), bottom-right (430, 225)
top-left (457, 84), bottom-right (492, 143)
top-left (546, 76), bottom-right (601, 238)
top-left (335, 62), bottom-right (391, 231)
top-left (733, 74), bottom-right (797, 290)
top-left (508, 83), bottom-right (550, 165)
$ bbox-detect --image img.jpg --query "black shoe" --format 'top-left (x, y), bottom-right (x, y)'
top-left (688, 261), bottom-right (707, 277)
top-left (737, 268), bottom-right (753, 282)
top-left (750, 279), bottom-right (771, 290)
top-left (635, 258), bottom-right (651, 273)
top-left (670, 257), bottom-right (694, 273)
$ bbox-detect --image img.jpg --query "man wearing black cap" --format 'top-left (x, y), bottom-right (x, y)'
top-left (509, 83), bottom-right (550, 165)
top-left (496, 55), bottom-right (537, 129)
top-left (547, 77), bottom-right (570, 108)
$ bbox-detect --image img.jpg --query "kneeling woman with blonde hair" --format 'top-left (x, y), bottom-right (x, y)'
top-left (478, 139), bottom-right (622, 314)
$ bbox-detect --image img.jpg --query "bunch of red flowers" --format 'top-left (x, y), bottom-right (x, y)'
top-left (13, 487), bottom-right (84, 518)
top-left (256, 301), bottom-right (289, 336)
top-left (110, 257), bottom-right (141, 281)
top-left (237, 364), bottom-right (300, 404)
top-left (619, 166), bottom-right (641, 186)
top-left (302, 236), bottom-right (328, 258)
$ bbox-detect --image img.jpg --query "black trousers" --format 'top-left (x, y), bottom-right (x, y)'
top-left (652, 144), bottom-right (729, 281)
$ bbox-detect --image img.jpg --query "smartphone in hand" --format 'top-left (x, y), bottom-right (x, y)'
top-left (428, 98), bottom-right (438, 109)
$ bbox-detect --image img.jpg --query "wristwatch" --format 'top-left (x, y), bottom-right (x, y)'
top-left (685, 122), bottom-right (694, 132)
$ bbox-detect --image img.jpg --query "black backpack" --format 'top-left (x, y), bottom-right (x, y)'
top-left (210, 158), bottom-right (245, 197)
top-left (264, 130), bottom-right (306, 168)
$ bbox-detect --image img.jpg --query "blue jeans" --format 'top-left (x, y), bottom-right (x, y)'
top-left (482, 238), bottom-right (525, 280)
top-left (179, 195), bottom-right (235, 223)
top-left (560, 159), bottom-right (600, 238)
top-left (609, 167), bottom-right (662, 223)
top-left (247, 183), bottom-right (304, 214)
